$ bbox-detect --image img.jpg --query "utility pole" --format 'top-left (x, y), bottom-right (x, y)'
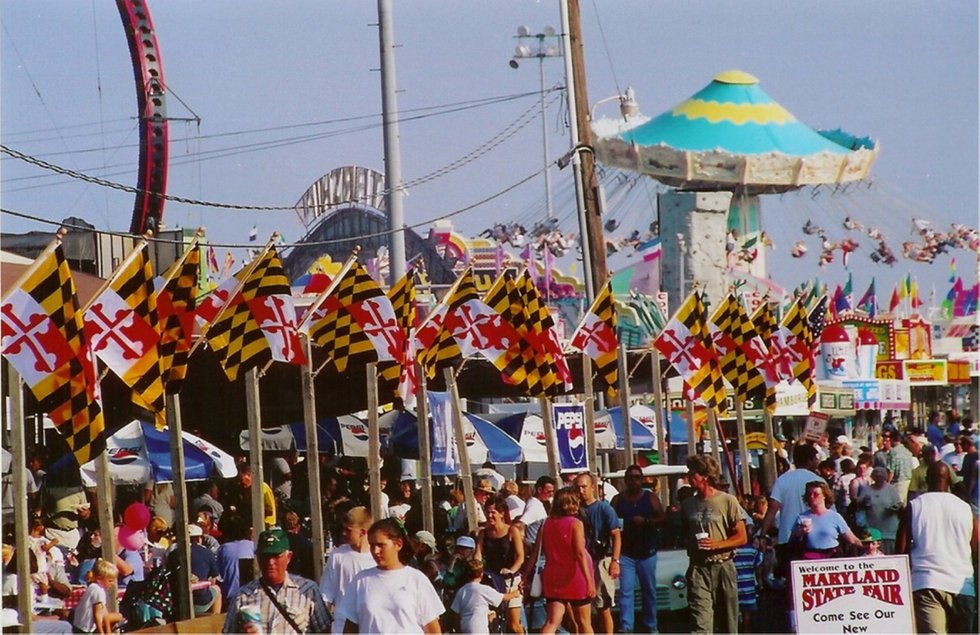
top-left (377, 0), bottom-right (406, 282)
top-left (562, 0), bottom-right (607, 301)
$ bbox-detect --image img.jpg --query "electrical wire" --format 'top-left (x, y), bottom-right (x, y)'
top-left (0, 165), bottom-right (545, 248)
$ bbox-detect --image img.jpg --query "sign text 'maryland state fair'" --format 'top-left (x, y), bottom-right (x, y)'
top-left (791, 556), bottom-right (914, 634)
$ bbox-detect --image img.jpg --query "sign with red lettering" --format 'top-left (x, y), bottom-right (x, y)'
top-left (791, 555), bottom-right (914, 634)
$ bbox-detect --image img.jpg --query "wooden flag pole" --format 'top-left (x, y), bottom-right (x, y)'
top-left (80, 232), bottom-right (153, 313)
top-left (366, 362), bottom-right (382, 521)
top-left (189, 234), bottom-right (279, 356)
top-left (416, 365), bottom-right (435, 534)
top-left (0, 230), bottom-right (66, 304)
top-left (87, 359), bottom-right (119, 612)
top-left (245, 367), bottom-right (265, 569)
top-left (735, 398), bottom-right (752, 496)
top-left (8, 368), bottom-right (32, 631)
top-left (650, 349), bottom-right (670, 506)
top-left (618, 343), bottom-right (634, 465)
top-left (582, 355), bottom-right (598, 476)
top-left (300, 334), bottom-right (326, 580)
top-left (762, 407), bottom-right (777, 486)
top-left (444, 367), bottom-right (477, 534)
top-left (538, 397), bottom-right (560, 480)
top-left (707, 408), bottom-right (722, 472)
top-left (165, 394), bottom-right (195, 621)
top-left (155, 227), bottom-right (205, 290)
top-left (685, 399), bottom-right (697, 457)
top-left (294, 247), bottom-right (361, 333)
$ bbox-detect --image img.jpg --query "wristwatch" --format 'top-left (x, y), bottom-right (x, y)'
top-left (611, 558), bottom-right (620, 564)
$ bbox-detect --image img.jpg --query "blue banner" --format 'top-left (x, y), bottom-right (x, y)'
top-left (554, 403), bottom-right (588, 473)
top-left (428, 392), bottom-right (459, 476)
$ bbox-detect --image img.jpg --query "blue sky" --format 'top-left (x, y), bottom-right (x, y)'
top-left (2, 0), bottom-right (977, 306)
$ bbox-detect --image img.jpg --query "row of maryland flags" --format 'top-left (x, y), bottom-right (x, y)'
top-left (1, 234), bottom-right (822, 469)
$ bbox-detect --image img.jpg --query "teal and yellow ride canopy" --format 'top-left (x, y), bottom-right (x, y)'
top-left (594, 70), bottom-right (878, 193)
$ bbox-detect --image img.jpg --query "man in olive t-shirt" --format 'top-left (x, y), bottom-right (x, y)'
top-left (680, 455), bottom-right (747, 634)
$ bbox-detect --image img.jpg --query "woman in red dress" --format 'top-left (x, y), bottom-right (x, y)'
top-left (525, 487), bottom-right (596, 633)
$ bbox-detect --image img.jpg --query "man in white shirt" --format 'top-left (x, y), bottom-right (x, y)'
top-left (518, 475), bottom-right (556, 550)
top-left (757, 442), bottom-right (821, 631)
top-left (319, 507), bottom-right (376, 633)
top-left (896, 461), bottom-right (977, 634)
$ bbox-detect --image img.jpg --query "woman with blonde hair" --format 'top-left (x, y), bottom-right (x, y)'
top-left (523, 488), bottom-right (595, 634)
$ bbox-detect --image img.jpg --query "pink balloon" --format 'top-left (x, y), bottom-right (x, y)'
top-left (123, 503), bottom-right (151, 530)
top-left (117, 525), bottom-right (146, 552)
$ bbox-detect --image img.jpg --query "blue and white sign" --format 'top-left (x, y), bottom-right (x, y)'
top-left (428, 391), bottom-right (459, 476)
top-left (554, 402), bottom-right (588, 473)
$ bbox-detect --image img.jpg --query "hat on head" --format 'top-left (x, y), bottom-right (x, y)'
top-left (860, 527), bottom-right (882, 543)
top-left (836, 435), bottom-right (853, 447)
top-left (414, 530), bottom-right (436, 550)
top-left (187, 524), bottom-right (204, 537)
top-left (474, 479), bottom-right (495, 495)
top-left (774, 432), bottom-right (787, 442)
top-left (455, 535), bottom-right (476, 549)
top-left (256, 527), bottom-right (290, 556)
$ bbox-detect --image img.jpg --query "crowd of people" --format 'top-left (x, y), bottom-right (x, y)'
top-left (1, 409), bottom-right (977, 633)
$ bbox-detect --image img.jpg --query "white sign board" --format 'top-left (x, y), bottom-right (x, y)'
top-left (802, 411), bottom-right (830, 443)
top-left (791, 555), bottom-right (914, 634)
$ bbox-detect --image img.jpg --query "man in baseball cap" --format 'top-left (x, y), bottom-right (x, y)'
top-left (223, 527), bottom-right (330, 633)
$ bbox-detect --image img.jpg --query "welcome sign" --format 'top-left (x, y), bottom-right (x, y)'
top-left (790, 555), bottom-right (914, 633)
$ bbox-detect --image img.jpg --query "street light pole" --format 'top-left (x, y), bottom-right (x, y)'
top-left (511, 27), bottom-right (561, 221)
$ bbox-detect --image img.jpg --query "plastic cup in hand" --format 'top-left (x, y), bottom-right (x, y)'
top-left (695, 531), bottom-right (710, 549)
top-left (800, 518), bottom-right (813, 533)
top-left (241, 604), bottom-right (262, 634)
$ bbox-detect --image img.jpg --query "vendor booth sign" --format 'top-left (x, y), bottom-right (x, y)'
top-left (903, 360), bottom-right (947, 385)
top-left (791, 555), bottom-right (914, 634)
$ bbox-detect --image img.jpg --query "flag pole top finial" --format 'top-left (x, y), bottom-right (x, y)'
top-left (194, 227), bottom-right (206, 238)
top-left (56, 227), bottom-right (69, 239)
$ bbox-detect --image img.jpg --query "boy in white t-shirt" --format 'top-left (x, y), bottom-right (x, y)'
top-left (450, 558), bottom-right (520, 635)
top-left (319, 506), bottom-right (377, 633)
top-left (72, 559), bottom-right (124, 634)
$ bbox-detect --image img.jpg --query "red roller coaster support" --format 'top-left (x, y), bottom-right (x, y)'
top-left (117, 0), bottom-right (168, 234)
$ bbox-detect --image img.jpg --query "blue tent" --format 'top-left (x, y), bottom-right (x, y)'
top-left (387, 410), bottom-right (523, 465)
top-left (599, 407), bottom-right (657, 450)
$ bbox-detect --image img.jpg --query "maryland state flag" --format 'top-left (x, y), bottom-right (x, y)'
top-left (654, 291), bottom-right (727, 416)
top-left (778, 296), bottom-right (816, 408)
top-left (484, 271), bottom-right (548, 396)
top-left (710, 293), bottom-right (776, 410)
top-left (309, 262), bottom-right (404, 374)
top-left (570, 281), bottom-right (618, 392)
top-left (1, 243), bottom-right (106, 464)
top-left (750, 299), bottom-right (780, 413)
top-left (378, 269), bottom-right (419, 405)
top-left (204, 247), bottom-right (305, 381)
top-left (515, 270), bottom-right (572, 394)
top-left (156, 243), bottom-right (200, 395)
top-left (84, 246), bottom-right (166, 427)
top-left (419, 268), bottom-right (524, 381)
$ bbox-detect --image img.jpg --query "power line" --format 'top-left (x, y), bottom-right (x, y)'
top-left (0, 166), bottom-right (544, 248)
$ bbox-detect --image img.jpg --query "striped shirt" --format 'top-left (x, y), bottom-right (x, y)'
top-left (223, 573), bottom-right (331, 633)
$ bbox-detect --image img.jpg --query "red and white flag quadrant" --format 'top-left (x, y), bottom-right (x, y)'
top-left (570, 312), bottom-right (617, 358)
top-left (84, 289), bottom-right (159, 379)
top-left (444, 299), bottom-right (518, 361)
top-left (654, 320), bottom-right (709, 377)
top-left (1, 289), bottom-right (75, 387)
top-left (249, 294), bottom-right (305, 365)
top-left (348, 296), bottom-right (404, 362)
